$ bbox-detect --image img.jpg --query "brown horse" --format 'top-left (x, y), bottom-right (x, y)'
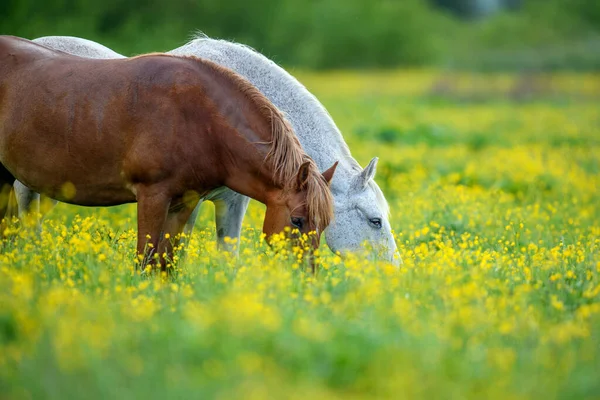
top-left (0, 36), bottom-right (337, 269)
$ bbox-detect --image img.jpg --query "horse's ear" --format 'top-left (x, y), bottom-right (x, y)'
top-left (356, 157), bottom-right (378, 190)
top-left (296, 161), bottom-right (311, 190)
top-left (322, 161), bottom-right (338, 185)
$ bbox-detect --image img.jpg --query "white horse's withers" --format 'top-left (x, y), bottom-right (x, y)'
top-left (35, 36), bottom-right (124, 59)
top-left (20, 35), bottom-right (400, 265)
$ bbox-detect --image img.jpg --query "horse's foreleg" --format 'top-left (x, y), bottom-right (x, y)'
top-left (0, 165), bottom-right (16, 232)
top-left (183, 201), bottom-right (202, 237)
top-left (159, 198), bottom-right (200, 271)
top-left (13, 180), bottom-right (48, 230)
top-left (0, 184), bottom-right (16, 228)
top-left (136, 187), bottom-right (170, 272)
top-left (213, 191), bottom-right (250, 254)
top-left (14, 180), bottom-right (39, 217)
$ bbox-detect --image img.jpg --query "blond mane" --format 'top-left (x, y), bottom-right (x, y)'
top-left (266, 110), bottom-right (335, 232)
top-left (176, 54), bottom-right (335, 231)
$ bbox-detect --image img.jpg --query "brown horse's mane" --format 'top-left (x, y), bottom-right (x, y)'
top-left (133, 52), bottom-right (334, 230)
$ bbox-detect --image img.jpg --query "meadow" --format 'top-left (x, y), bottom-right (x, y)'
top-left (1, 70), bottom-right (599, 399)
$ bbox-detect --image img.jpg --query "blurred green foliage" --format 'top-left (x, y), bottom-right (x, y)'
top-left (1, 0), bottom-right (598, 69)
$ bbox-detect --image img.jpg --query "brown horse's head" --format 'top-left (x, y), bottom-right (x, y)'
top-left (263, 160), bottom-right (338, 250)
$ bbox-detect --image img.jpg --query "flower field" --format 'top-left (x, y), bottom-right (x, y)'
top-left (1, 71), bottom-right (599, 399)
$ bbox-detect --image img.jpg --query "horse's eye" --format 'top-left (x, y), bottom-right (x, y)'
top-left (291, 217), bottom-right (304, 229)
top-left (369, 218), bottom-right (382, 229)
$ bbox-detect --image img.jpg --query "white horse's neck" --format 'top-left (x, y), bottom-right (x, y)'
top-left (170, 38), bottom-right (361, 190)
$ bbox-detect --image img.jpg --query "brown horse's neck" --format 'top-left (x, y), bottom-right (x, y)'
top-left (179, 55), bottom-right (297, 206)
top-left (224, 165), bottom-right (281, 205)
top-left (215, 122), bottom-right (284, 206)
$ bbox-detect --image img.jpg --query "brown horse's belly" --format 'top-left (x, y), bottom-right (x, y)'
top-left (54, 185), bottom-right (137, 206)
top-left (0, 136), bottom-right (136, 206)
top-left (15, 167), bottom-right (137, 207)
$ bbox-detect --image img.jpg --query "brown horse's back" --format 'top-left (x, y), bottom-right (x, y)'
top-left (0, 36), bottom-right (229, 206)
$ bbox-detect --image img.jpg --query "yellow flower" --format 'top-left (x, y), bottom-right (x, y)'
top-left (551, 296), bottom-right (565, 311)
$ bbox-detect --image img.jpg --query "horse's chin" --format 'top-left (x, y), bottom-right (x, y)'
top-left (372, 247), bottom-right (401, 267)
top-left (328, 244), bottom-right (400, 268)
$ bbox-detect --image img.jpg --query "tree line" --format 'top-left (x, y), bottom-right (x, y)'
top-left (1, 0), bottom-right (598, 70)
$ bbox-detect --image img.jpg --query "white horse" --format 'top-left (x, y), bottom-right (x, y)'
top-left (17, 35), bottom-right (400, 265)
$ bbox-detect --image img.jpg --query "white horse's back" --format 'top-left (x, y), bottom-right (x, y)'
top-left (34, 36), bottom-right (125, 59)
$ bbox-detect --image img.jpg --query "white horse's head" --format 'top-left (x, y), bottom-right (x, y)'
top-left (325, 157), bottom-right (400, 266)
